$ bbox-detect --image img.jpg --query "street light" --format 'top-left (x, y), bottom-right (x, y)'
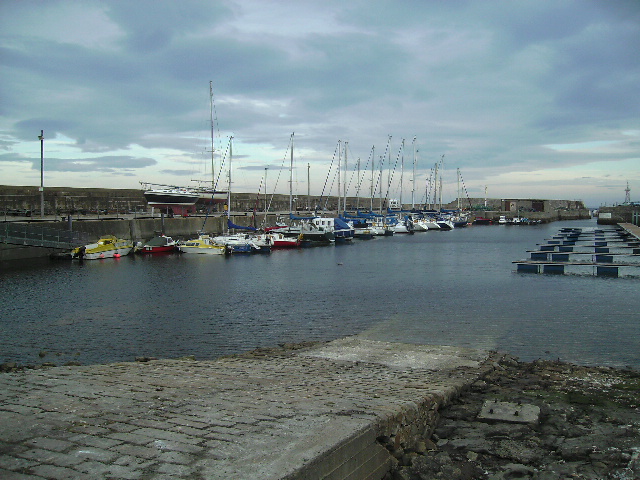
top-left (38, 130), bottom-right (44, 217)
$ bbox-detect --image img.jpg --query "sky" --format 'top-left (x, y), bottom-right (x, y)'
top-left (1, 0), bottom-right (639, 208)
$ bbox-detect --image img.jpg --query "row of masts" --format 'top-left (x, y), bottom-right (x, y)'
top-left (207, 83), bottom-right (461, 217)
top-left (318, 135), bottom-right (455, 215)
top-left (216, 131), bottom-right (461, 218)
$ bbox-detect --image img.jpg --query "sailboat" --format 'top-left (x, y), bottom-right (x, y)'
top-left (140, 82), bottom-right (227, 216)
top-left (273, 134), bottom-right (335, 245)
top-left (210, 137), bottom-right (269, 254)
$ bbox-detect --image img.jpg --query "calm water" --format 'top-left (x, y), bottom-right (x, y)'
top-left (1, 218), bottom-right (639, 369)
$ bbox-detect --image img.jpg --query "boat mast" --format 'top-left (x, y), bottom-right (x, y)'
top-left (425, 165), bottom-right (433, 210)
top-left (387, 136), bottom-right (391, 211)
top-left (356, 156), bottom-right (360, 211)
top-left (378, 153), bottom-right (383, 214)
top-left (307, 163), bottom-right (310, 211)
top-left (438, 154), bottom-right (444, 211)
top-left (432, 161), bottom-right (439, 210)
top-left (264, 167), bottom-right (268, 222)
top-left (370, 146), bottom-right (375, 212)
top-left (457, 168), bottom-right (461, 211)
top-left (337, 140), bottom-right (342, 214)
top-left (226, 136), bottom-right (233, 233)
top-left (289, 133), bottom-right (294, 214)
top-left (209, 81), bottom-right (215, 189)
top-left (411, 137), bottom-right (416, 209)
top-left (343, 141), bottom-right (348, 213)
top-left (400, 138), bottom-right (405, 209)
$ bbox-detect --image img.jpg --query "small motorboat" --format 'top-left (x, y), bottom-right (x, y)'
top-left (72, 235), bottom-right (134, 260)
top-left (177, 235), bottom-right (226, 255)
top-left (139, 235), bottom-right (177, 254)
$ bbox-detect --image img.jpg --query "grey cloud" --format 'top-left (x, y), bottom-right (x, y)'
top-left (0, 153), bottom-right (156, 173)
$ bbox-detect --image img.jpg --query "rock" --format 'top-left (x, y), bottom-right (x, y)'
top-left (486, 463), bottom-right (537, 479)
top-left (0, 362), bottom-right (19, 372)
top-left (387, 358), bottom-right (640, 479)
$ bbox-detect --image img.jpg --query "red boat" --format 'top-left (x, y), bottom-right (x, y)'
top-left (263, 231), bottom-right (301, 248)
top-left (473, 217), bottom-right (493, 225)
top-left (140, 235), bottom-right (177, 253)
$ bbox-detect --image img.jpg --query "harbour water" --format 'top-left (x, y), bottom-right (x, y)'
top-left (1, 218), bottom-right (638, 369)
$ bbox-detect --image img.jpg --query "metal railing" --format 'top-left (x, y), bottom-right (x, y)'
top-left (0, 223), bottom-right (92, 249)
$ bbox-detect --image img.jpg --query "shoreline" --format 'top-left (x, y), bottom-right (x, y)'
top-left (386, 355), bottom-right (640, 479)
top-left (0, 341), bottom-right (638, 479)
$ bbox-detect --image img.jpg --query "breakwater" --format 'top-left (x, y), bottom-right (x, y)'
top-left (1, 209), bottom-right (591, 263)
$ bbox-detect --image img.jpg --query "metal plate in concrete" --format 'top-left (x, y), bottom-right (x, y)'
top-left (478, 400), bottom-right (540, 424)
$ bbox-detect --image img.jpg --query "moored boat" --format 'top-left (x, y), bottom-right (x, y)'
top-left (436, 217), bottom-right (454, 230)
top-left (263, 231), bottom-right (301, 248)
top-left (473, 217), bottom-right (493, 225)
top-left (211, 233), bottom-right (268, 254)
top-left (177, 235), bottom-right (226, 255)
top-left (140, 183), bottom-right (201, 216)
top-left (72, 235), bottom-right (133, 260)
top-left (139, 235), bottom-right (177, 254)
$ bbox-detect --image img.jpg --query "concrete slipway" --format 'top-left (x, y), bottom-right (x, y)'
top-left (0, 337), bottom-right (496, 480)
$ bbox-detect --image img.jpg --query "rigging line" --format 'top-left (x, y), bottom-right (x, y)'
top-left (318, 141), bottom-right (340, 212)
top-left (261, 137), bottom-right (293, 227)
top-left (383, 141), bottom-right (404, 205)
top-left (344, 159), bottom-right (360, 206)
top-left (322, 146), bottom-right (342, 212)
top-left (458, 170), bottom-right (473, 210)
top-left (342, 142), bottom-right (362, 201)
top-left (208, 84), bottom-right (224, 182)
top-left (420, 165), bottom-right (434, 206)
top-left (213, 139), bottom-right (231, 193)
top-left (353, 147), bottom-right (373, 203)
top-left (200, 137), bottom-right (231, 232)
top-left (371, 137), bottom-right (391, 206)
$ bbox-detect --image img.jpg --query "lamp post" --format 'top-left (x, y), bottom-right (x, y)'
top-left (38, 130), bottom-right (44, 217)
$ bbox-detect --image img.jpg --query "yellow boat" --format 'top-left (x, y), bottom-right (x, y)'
top-left (72, 235), bottom-right (134, 260)
top-left (177, 234), bottom-right (226, 255)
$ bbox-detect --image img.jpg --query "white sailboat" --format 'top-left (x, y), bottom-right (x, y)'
top-left (212, 137), bottom-right (268, 254)
top-left (140, 82), bottom-right (227, 215)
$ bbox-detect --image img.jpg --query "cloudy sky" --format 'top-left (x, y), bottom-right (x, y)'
top-left (1, 0), bottom-right (638, 207)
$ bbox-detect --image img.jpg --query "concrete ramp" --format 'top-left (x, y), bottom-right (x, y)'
top-left (0, 337), bottom-right (494, 480)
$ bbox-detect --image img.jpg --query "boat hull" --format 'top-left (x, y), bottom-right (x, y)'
top-left (142, 187), bottom-right (227, 216)
top-left (72, 237), bottom-right (134, 260)
top-left (140, 245), bottom-right (176, 254)
top-left (81, 247), bottom-right (132, 260)
top-left (178, 245), bottom-right (225, 255)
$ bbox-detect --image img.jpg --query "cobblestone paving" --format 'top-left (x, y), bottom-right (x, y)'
top-left (0, 338), bottom-right (491, 479)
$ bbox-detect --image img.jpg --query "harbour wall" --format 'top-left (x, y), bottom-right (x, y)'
top-left (1, 209), bottom-right (591, 264)
top-left (2, 185), bottom-right (586, 217)
top-left (597, 205), bottom-right (640, 226)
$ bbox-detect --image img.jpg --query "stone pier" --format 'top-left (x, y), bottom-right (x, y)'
top-left (0, 337), bottom-right (496, 480)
